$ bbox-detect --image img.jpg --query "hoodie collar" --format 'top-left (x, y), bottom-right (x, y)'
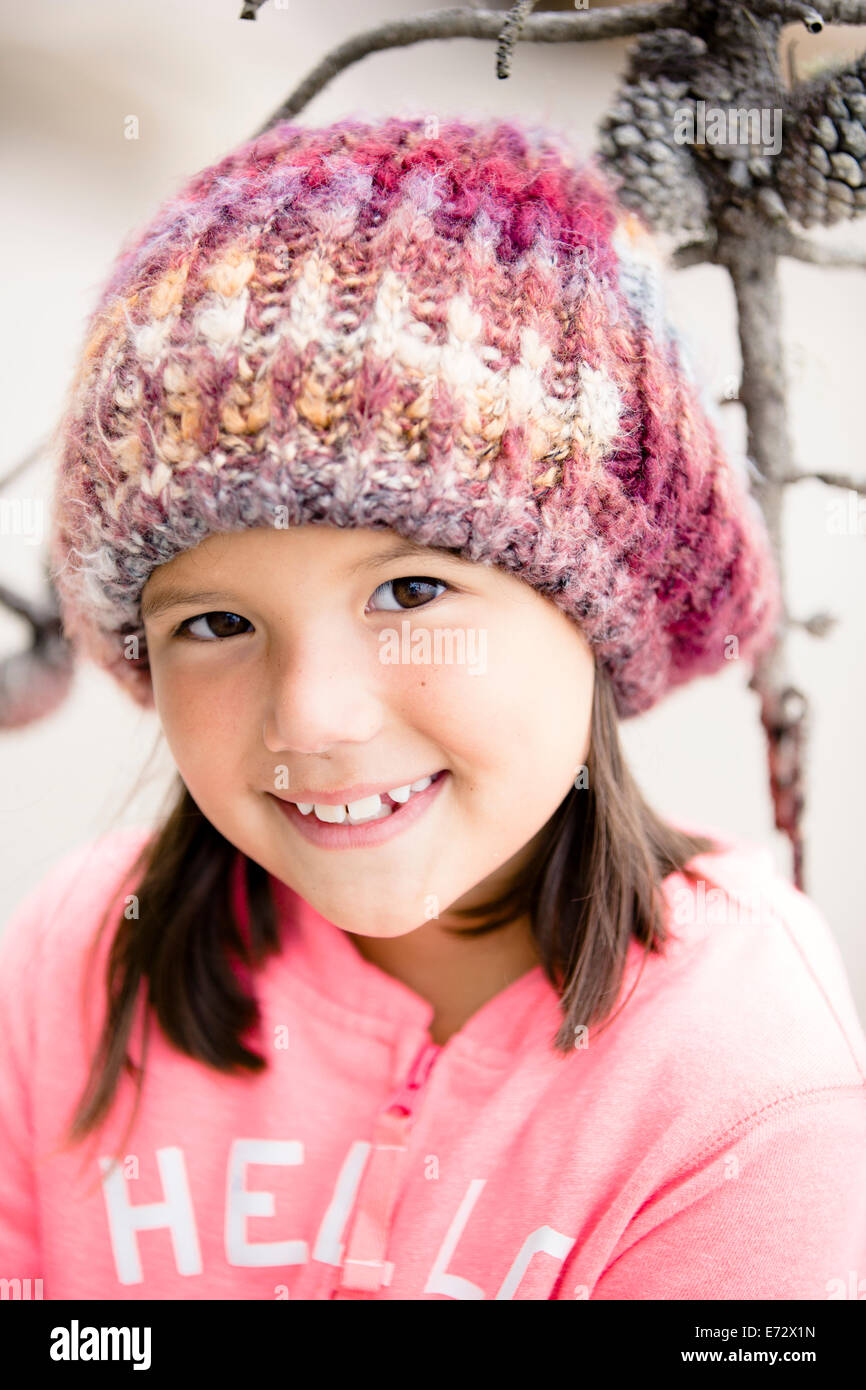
top-left (257, 818), bottom-right (738, 1064)
top-left (267, 874), bottom-right (565, 1064)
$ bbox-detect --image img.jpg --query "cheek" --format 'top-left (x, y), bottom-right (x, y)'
top-left (466, 617), bottom-right (593, 816)
top-left (387, 624), bottom-right (588, 823)
top-left (150, 656), bottom-right (252, 788)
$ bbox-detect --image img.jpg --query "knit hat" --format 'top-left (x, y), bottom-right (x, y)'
top-left (49, 114), bottom-right (782, 720)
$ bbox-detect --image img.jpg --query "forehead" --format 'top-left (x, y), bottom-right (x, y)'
top-left (145, 524), bottom-right (467, 575)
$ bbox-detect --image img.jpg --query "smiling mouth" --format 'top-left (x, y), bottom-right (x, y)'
top-left (288, 771), bottom-right (447, 826)
top-left (269, 769), bottom-right (450, 848)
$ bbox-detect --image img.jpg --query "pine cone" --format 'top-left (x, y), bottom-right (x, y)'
top-left (776, 60), bottom-right (866, 227)
top-left (598, 30), bottom-right (712, 237)
top-left (598, 73), bottom-right (710, 236)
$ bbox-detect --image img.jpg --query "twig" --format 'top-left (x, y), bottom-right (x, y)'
top-left (0, 435), bottom-right (50, 492)
top-left (780, 232), bottom-right (866, 269)
top-left (0, 581), bottom-right (59, 633)
top-left (496, 1), bottom-right (540, 80)
top-left (677, 229), bottom-right (866, 271)
top-left (251, 3), bottom-right (691, 133)
top-left (790, 611), bottom-right (839, 635)
top-left (795, 0), bottom-right (866, 19)
top-left (672, 238), bottom-right (718, 268)
top-left (752, 0), bottom-right (866, 19)
top-left (781, 469), bottom-right (866, 494)
top-left (239, 0), bottom-right (866, 30)
top-left (782, 3), bottom-right (825, 31)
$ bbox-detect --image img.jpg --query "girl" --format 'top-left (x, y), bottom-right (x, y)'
top-left (1, 115), bottom-right (864, 1302)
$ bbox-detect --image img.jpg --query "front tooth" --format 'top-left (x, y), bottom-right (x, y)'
top-left (296, 802), bottom-right (314, 815)
top-left (388, 784), bottom-right (413, 804)
top-left (346, 793), bottom-right (383, 823)
top-left (410, 775), bottom-right (432, 792)
top-left (314, 803), bottom-right (348, 823)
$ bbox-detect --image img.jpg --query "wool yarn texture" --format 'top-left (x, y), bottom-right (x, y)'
top-left (49, 114), bottom-right (783, 719)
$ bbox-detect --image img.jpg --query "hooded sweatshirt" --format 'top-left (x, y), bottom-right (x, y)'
top-left (0, 820), bottom-right (864, 1301)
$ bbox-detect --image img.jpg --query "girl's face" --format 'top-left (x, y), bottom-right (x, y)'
top-left (141, 525), bottom-right (594, 937)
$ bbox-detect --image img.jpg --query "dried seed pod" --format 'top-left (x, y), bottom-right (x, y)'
top-left (777, 60), bottom-right (866, 226)
top-left (598, 31), bottom-right (711, 236)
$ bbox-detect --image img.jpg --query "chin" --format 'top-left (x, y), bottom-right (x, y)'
top-left (321, 900), bottom-right (431, 938)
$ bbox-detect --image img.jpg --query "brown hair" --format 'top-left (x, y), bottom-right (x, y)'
top-left (63, 660), bottom-right (721, 1158)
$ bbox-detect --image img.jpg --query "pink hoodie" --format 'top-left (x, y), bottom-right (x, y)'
top-left (1, 821), bottom-right (864, 1300)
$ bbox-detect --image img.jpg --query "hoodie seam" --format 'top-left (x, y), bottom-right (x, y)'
top-left (764, 902), bottom-right (866, 1083)
top-left (669, 1081), bottom-right (866, 1179)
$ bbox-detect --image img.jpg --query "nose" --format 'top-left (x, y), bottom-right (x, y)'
top-left (260, 635), bottom-right (384, 755)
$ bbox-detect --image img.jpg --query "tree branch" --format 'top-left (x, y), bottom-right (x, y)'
top-left (671, 238), bottom-right (719, 268)
top-left (0, 435), bottom-right (50, 492)
top-left (796, 0), bottom-right (866, 20)
top-left (789, 611), bottom-right (839, 636)
top-left (251, 3), bottom-right (691, 133)
top-left (780, 232), bottom-right (866, 269)
top-left (496, 1), bottom-right (540, 80)
top-left (781, 469), bottom-right (866, 493)
top-left (0, 581), bottom-right (59, 633)
top-left (240, 0), bottom-right (866, 26)
top-left (676, 229), bottom-right (866, 271)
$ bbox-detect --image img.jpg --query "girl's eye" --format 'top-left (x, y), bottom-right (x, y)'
top-left (366, 576), bottom-right (449, 612)
top-left (174, 611), bottom-right (253, 641)
top-left (170, 580), bottom-right (450, 637)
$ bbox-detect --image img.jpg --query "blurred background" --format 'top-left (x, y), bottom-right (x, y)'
top-left (1, 0), bottom-right (864, 1022)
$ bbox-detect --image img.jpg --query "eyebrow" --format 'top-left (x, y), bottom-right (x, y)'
top-left (141, 588), bottom-right (241, 621)
top-left (140, 539), bottom-right (470, 620)
top-left (346, 538), bottom-right (469, 575)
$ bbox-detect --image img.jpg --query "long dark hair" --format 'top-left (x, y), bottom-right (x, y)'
top-left (62, 660), bottom-right (720, 1163)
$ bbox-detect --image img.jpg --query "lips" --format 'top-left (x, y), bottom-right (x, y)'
top-left (281, 772), bottom-right (441, 808)
top-left (270, 770), bottom-right (449, 850)
top-left (294, 774), bottom-right (437, 825)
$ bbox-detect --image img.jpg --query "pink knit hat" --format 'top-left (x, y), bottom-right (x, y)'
top-left (49, 114), bottom-right (782, 719)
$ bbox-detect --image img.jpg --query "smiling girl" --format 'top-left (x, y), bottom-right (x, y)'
top-left (1, 115), bottom-right (864, 1301)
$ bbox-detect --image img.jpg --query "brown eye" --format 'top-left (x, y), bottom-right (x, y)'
top-left (367, 577), bottom-right (448, 612)
top-left (178, 612), bottom-right (253, 641)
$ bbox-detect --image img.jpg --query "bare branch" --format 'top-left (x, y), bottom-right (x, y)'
top-left (750, 0), bottom-right (866, 19)
top-left (781, 470), bottom-right (866, 494)
top-left (783, 3), bottom-right (825, 31)
top-left (0, 581), bottom-right (58, 633)
top-left (496, 1), bottom-right (539, 80)
top-left (239, 0), bottom-right (866, 24)
top-left (802, 0), bottom-right (866, 20)
top-left (0, 435), bottom-right (50, 493)
top-left (792, 611), bottom-right (839, 637)
top-left (671, 238), bottom-right (718, 268)
top-left (780, 232), bottom-right (866, 269)
top-left (251, 3), bottom-right (691, 133)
